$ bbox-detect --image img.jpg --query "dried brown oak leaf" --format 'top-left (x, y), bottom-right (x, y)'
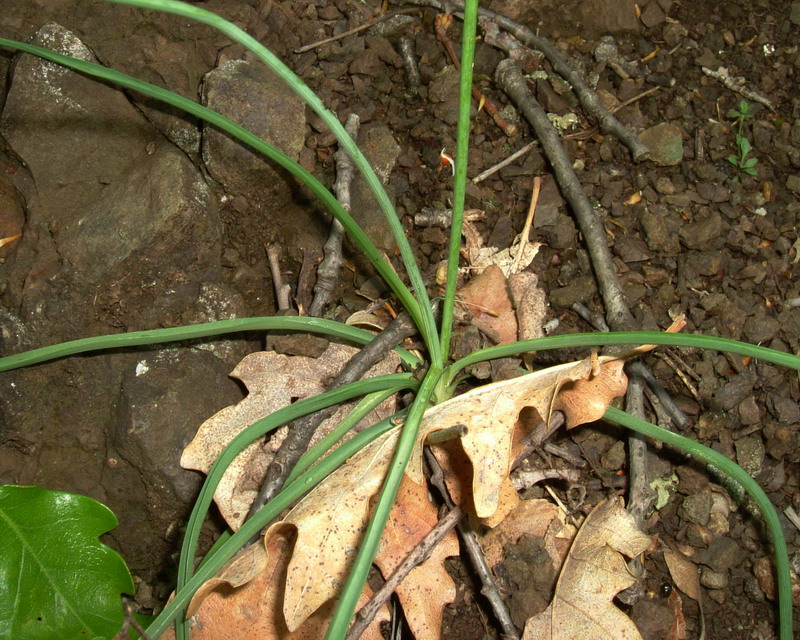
top-left (457, 264), bottom-right (518, 345)
top-left (522, 497), bottom-right (652, 640)
top-left (181, 343), bottom-right (399, 530)
top-left (173, 527), bottom-right (388, 640)
top-left (406, 355), bottom-right (628, 518)
top-left (375, 475), bottom-right (459, 640)
top-left (478, 498), bottom-right (574, 573)
top-left (263, 428), bottom-right (402, 632)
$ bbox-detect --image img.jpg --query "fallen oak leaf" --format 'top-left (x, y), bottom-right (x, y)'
top-left (265, 429), bottom-right (401, 632)
top-left (457, 264), bottom-right (518, 344)
top-left (522, 497), bottom-right (652, 640)
top-left (168, 527), bottom-right (388, 640)
top-left (407, 355), bottom-right (629, 518)
top-left (181, 343), bottom-right (399, 530)
top-left (374, 475), bottom-right (459, 640)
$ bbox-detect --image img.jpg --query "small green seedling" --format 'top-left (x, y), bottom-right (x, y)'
top-left (726, 98), bottom-right (758, 176)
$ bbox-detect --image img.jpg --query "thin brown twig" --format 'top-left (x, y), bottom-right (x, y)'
top-left (346, 506), bottom-right (464, 640)
top-left (472, 86), bottom-right (660, 184)
top-left (113, 599), bottom-right (152, 640)
top-left (654, 351), bottom-right (702, 403)
top-left (425, 449), bottom-right (520, 640)
top-left (511, 175), bottom-right (541, 274)
top-left (266, 244), bottom-right (291, 310)
top-left (309, 113), bottom-right (360, 317)
top-left (293, 7), bottom-right (421, 53)
top-left (434, 13), bottom-right (518, 137)
top-left (401, 0), bottom-right (649, 160)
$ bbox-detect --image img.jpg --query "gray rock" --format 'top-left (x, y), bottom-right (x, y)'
top-left (738, 396), bottom-right (762, 426)
top-left (662, 22), bottom-right (687, 47)
top-left (1, 23), bottom-right (221, 304)
top-left (703, 536), bottom-right (742, 573)
top-left (202, 59), bottom-right (305, 197)
top-left (791, 1), bottom-right (800, 26)
top-left (349, 123), bottom-right (401, 253)
top-left (613, 234), bottom-right (654, 262)
top-left (600, 440), bottom-right (626, 471)
top-left (743, 312), bottom-right (781, 344)
top-left (549, 275), bottom-right (597, 308)
top-left (112, 348), bottom-right (243, 505)
top-left (679, 490), bottom-right (712, 525)
top-left (639, 1), bottom-right (666, 28)
top-left (639, 206), bottom-right (682, 254)
top-left (787, 175), bottom-right (800, 195)
top-left (58, 141), bottom-right (219, 282)
top-left (710, 371), bottom-right (757, 411)
top-left (790, 119), bottom-right (800, 147)
top-left (639, 123), bottom-right (684, 166)
top-left (428, 65), bottom-right (460, 125)
top-left (700, 567), bottom-right (729, 590)
top-left (767, 395), bottom-right (800, 424)
top-left (735, 435), bottom-right (764, 476)
top-left (679, 210), bottom-right (724, 249)
top-left (576, 0), bottom-right (641, 35)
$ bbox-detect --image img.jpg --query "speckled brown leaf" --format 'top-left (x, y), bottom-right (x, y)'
top-left (522, 498), bottom-right (652, 640)
top-left (375, 475), bottom-right (459, 640)
top-left (172, 528), bottom-right (388, 640)
top-left (406, 355), bottom-right (629, 518)
top-left (663, 548), bottom-right (701, 602)
top-left (457, 264), bottom-right (518, 344)
top-left (265, 429), bottom-right (401, 632)
top-left (478, 498), bottom-right (574, 573)
top-left (181, 343), bottom-right (399, 530)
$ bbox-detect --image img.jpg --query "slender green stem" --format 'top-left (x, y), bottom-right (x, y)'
top-left (144, 414), bottom-right (403, 639)
top-left (605, 407), bottom-right (792, 640)
top-left (0, 36), bottom-right (427, 339)
top-left (95, 0), bottom-right (442, 366)
top-left (448, 331), bottom-right (800, 378)
top-left (175, 374), bottom-right (415, 637)
top-left (0, 316), bottom-right (421, 372)
top-left (439, 0), bottom-right (478, 362)
top-left (323, 366), bottom-right (443, 640)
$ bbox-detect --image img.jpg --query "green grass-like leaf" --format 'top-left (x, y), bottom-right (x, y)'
top-left (0, 485), bottom-right (134, 640)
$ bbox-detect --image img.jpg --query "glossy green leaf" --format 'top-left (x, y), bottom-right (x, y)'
top-left (0, 486), bottom-right (134, 640)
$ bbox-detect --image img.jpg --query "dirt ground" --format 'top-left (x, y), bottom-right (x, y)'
top-left (1, 0), bottom-right (799, 638)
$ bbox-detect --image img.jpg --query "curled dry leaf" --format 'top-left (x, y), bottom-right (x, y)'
top-left (457, 264), bottom-right (518, 345)
top-left (176, 528), bottom-right (388, 640)
top-left (406, 355), bottom-right (629, 518)
top-left (375, 475), bottom-right (459, 640)
top-left (663, 548), bottom-right (701, 602)
top-left (181, 343), bottom-right (399, 529)
top-left (522, 498), bottom-right (653, 640)
top-left (264, 429), bottom-right (401, 632)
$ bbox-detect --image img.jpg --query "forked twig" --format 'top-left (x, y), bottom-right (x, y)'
top-left (266, 244), bottom-right (291, 311)
top-left (511, 175), bottom-right (541, 274)
top-left (401, 0), bottom-right (649, 160)
top-left (425, 449), bottom-right (520, 640)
